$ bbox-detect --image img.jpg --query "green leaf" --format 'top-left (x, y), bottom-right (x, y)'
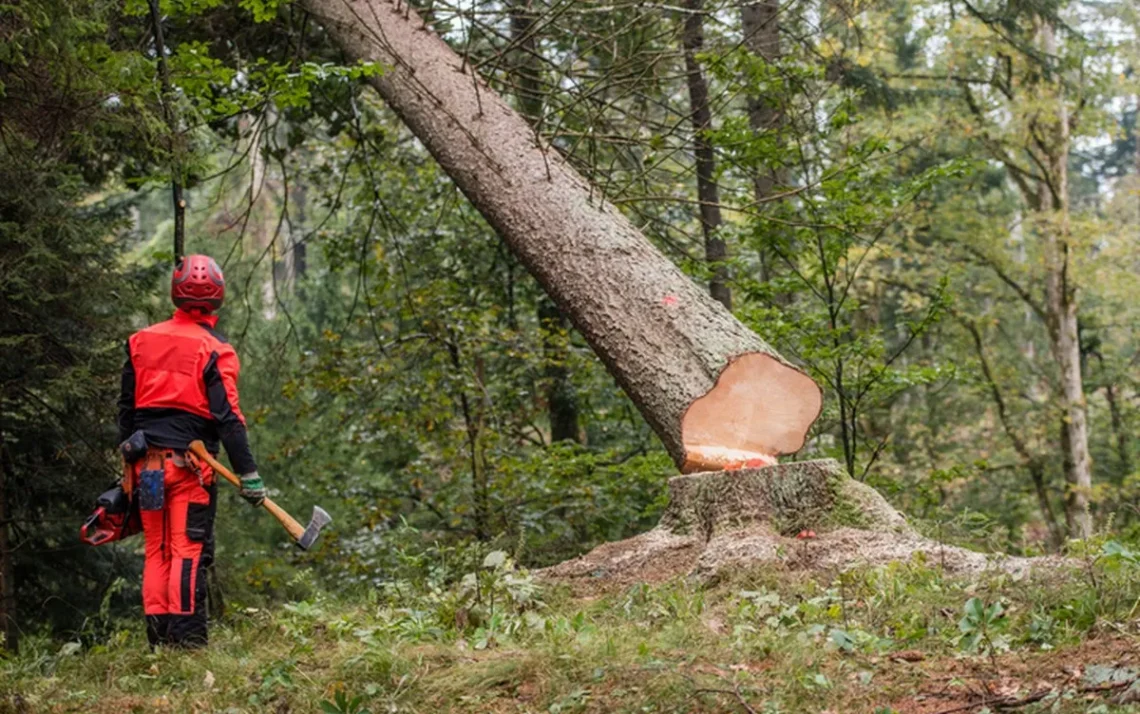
top-left (964, 597), bottom-right (984, 623)
top-left (829, 628), bottom-right (856, 653)
top-left (482, 550), bottom-right (507, 568)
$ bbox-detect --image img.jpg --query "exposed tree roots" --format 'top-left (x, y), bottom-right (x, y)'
top-left (541, 460), bottom-right (1068, 594)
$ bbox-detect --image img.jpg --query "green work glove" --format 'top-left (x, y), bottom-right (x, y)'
top-left (239, 472), bottom-right (266, 507)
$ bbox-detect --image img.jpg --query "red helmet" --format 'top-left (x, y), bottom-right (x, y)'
top-left (171, 254), bottom-right (225, 313)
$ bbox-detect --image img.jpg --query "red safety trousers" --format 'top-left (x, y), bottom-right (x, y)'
top-left (136, 449), bottom-right (217, 648)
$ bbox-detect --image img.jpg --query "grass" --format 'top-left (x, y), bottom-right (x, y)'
top-left (2, 545), bottom-right (1140, 714)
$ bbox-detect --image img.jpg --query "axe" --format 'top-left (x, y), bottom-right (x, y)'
top-left (188, 441), bottom-right (331, 550)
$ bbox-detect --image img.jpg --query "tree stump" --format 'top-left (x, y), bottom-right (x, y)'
top-left (660, 459), bottom-right (909, 540)
top-left (542, 460), bottom-right (1055, 592)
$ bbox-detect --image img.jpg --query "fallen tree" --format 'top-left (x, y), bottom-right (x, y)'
top-left (301, 0), bottom-right (822, 472)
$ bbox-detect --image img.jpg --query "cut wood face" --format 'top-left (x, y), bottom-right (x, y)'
top-left (680, 353), bottom-right (822, 473)
top-left (680, 446), bottom-right (778, 473)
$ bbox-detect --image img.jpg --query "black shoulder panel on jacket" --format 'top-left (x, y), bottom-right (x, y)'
top-left (196, 322), bottom-right (230, 344)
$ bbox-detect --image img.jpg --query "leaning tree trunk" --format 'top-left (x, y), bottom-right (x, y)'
top-left (302, 0), bottom-right (822, 471)
top-left (508, 0), bottom-right (582, 444)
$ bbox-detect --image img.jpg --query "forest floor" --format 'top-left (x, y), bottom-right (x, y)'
top-left (2, 550), bottom-right (1140, 714)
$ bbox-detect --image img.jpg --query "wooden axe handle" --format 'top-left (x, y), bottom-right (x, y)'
top-left (187, 441), bottom-right (305, 543)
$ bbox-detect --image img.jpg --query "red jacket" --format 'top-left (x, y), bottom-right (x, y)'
top-left (118, 309), bottom-right (257, 474)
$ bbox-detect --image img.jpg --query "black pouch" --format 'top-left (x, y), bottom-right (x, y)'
top-left (120, 430), bottom-right (148, 464)
top-left (186, 502), bottom-right (212, 542)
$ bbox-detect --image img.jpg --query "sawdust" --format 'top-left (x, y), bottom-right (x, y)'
top-left (540, 459), bottom-right (1068, 594)
top-left (541, 522), bottom-right (1064, 596)
top-left (539, 527), bottom-right (702, 596)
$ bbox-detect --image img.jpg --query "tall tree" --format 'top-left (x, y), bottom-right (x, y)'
top-left (0, 0), bottom-right (158, 649)
top-left (741, 0), bottom-right (782, 202)
top-left (1037, 16), bottom-right (1090, 538)
top-left (889, 0), bottom-right (1131, 538)
top-left (146, 0), bottom-right (186, 262)
top-left (682, 0), bottom-right (731, 309)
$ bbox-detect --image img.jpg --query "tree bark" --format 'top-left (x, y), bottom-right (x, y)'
top-left (508, 0), bottom-right (581, 444)
top-left (682, 0), bottom-right (731, 310)
top-left (1039, 18), bottom-right (1091, 540)
top-left (301, 0), bottom-right (821, 470)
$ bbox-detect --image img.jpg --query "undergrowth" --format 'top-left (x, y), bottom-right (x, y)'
top-left (2, 541), bottom-right (1139, 714)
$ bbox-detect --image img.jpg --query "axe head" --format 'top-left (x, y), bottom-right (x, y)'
top-left (297, 506), bottom-right (332, 550)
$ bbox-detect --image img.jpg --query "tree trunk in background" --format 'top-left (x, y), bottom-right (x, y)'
top-left (1039, 19), bottom-right (1091, 540)
top-left (959, 314), bottom-right (1064, 548)
top-left (0, 432), bottom-right (18, 654)
top-left (447, 340), bottom-right (490, 540)
top-left (682, 0), bottom-right (731, 310)
top-left (244, 112), bottom-right (285, 317)
top-left (741, 0), bottom-right (782, 284)
top-left (302, 0), bottom-right (822, 471)
top-left (742, 0), bottom-right (781, 194)
top-left (539, 300), bottom-right (580, 443)
top-left (147, 0), bottom-right (185, 263)
top-left (509, 0), bottom-right (581, 444)
top-left (1105, 383), bottom-right (1131, 476)
top-left (292, 181), bottom-right (308, 281)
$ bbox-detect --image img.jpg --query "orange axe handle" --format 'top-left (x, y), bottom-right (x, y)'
top-left (187, 440), bottom-right (305, 543)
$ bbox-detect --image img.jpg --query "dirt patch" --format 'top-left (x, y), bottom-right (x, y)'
top-left (883, 634), bottom-right (1140, 713)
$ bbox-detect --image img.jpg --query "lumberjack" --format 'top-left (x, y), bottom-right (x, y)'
top-left (82, 256), bottom-right (332, 648)
top-left (93, 255), bottom-right (267, 648)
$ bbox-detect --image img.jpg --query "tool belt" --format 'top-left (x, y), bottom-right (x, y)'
top-left (81, 431), bottom-right (219, 546)
top-left (133, 446), bottom-right (213, 511)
